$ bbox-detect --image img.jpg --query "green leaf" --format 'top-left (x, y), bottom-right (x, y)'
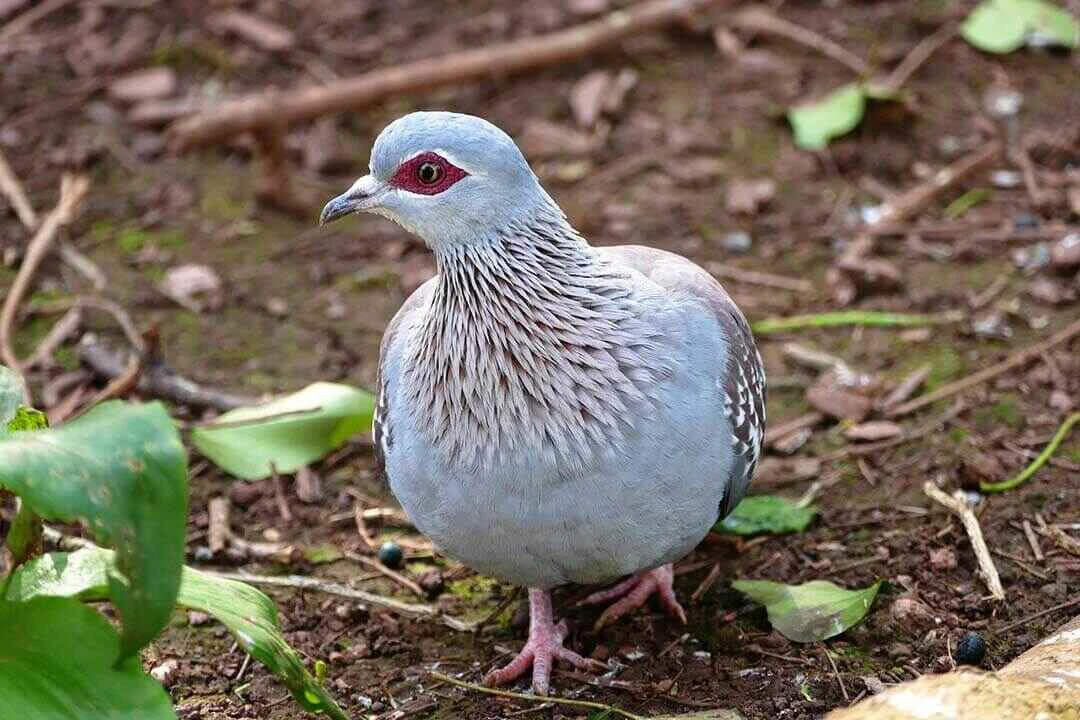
top-left (962, 0), bottom-right (1078, 53)
top-left (0, 401), bottom-right (188, 660)
top-left (787, 83), bottom-right (866, 150)
top-left (178, 567), bottom-right (349, 720)
top-left (0, 364), bottom-right (25, 434)
top-left (0, 597), bottom-right (176, 720)
top-left (732, 579), bottom-right (882, 643)
top-left (5, 547), bottom-right (349, 720)
top-left (716, 496), bottom-right (816, 535)
top-left (192, 382), bottom-right (374, 480)
top-left (1023, 0), bottom-right (1079, 47)
top-left (962, 1), bottom-right (1029, 52)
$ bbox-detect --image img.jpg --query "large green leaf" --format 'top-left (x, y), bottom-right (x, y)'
top-left (0, 597), bottom-right (175, 720)
top-left (0, 401), bottom-right (188, 660)
top-left (192, 382), bottom-right (374, 480)
top-left (6, 548), bottom-right (349, 720)
top-left (716, 495), bottom-right (816, 536)
top-left (962, 0), bottom-right (1078, 53)
top-left (732, 579), bottom-right (882, 643)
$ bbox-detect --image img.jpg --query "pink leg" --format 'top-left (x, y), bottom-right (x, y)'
top-left (577, 564), bottom-right (687, 631)
top-left (484, 588), bottom-right (605, 695)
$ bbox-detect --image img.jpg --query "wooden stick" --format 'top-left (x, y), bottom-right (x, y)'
top-left (169, 0), bottom-right (718, 150)
top-left (429, 672), bottom-right (642, 720)
top-left (888, 318), bottom-right (1080, 417)
top-left (727, 6), bottom-right (870, 76)
top-left (870, 141), bottom-right (1001, 228)
top-left (881, 22), bottom-right (957, 91)
top-left (923, 482), bottom-right (1005, 601)
top-left (0, 147), bottom-right (37, 228)
top-left (0, 174), bottom-right (90, 395)
top-left (204, 571), bottom-right (474, 632)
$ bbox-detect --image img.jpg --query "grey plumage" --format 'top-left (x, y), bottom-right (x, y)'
top-left (322, 113), bottom-right (765, 691)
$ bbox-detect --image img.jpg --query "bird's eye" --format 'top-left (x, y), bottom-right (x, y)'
top-left (417, 162), bottom-right (442, 185)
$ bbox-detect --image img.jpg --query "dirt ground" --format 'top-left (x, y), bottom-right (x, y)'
top-left (1, 0), bottom-right (1078, 718)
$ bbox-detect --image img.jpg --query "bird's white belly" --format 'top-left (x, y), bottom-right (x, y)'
top-left (386, 380), bottom-right (732, 588)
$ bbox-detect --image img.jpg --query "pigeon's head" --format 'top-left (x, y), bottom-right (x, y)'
top-left (320, 112), bottom-right (549, 249)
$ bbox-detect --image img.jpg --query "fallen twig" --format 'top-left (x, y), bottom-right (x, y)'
top-left (888, 318), bottom-right (1080, 417)
top-left (727, 6), bottom-right (870, 76)
top-left (77, 336), bottom-right (255, 411)
top-left (347, 551), bottom-right (426, 599)
top-left (204, 571), bottom-right (474, 632)
top-left (690, 562), bottom-right (722, 603)
top-left (822, 646), bottom-right (850, 703)
top-left (709, 263), bottom-right (814, 294)
top-left (980, 413), bottom-right (1079, 494)
top-left (996, 596), bottom-right (1080, 633)
top-left (0, 174), bottom-right (91, 396)
top-left (1022, 520), bottom-right (1044, 563)
top-left (24, 305), bottom-right (82, 370)
top-left (878, 364), bottom-right (931, 412)
top-left (923, 481), bottom-right (1005, 601)
top-left (0, 147), bottom-right (37, 228)
top-left (429, 672), bottom-right (641, 720)
top-left (880, 22), bottom-right (958, 91)
top-left (169, 0), bottom-right (718, 151)
top-left (870, 142), bottom-right (1002, 229)
top-left (752, 310), bottom-right (960, 335)
top-left (0, 0), bottom-right (78, 44)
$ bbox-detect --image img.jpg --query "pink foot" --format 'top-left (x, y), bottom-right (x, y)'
top-left (484, 588), bottom-right (605, 695)
top-left (577, 564), bottom-right (687, 631)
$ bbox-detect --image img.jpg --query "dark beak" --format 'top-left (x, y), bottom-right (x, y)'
top-left (319, 175), bottom-right (381, 225)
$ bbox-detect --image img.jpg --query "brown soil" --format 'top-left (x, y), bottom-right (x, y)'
top-left (1, 1), bottom-right (1078, 719)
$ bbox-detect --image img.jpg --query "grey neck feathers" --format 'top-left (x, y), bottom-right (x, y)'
top-left (403, 204), bottom-right (666, 471)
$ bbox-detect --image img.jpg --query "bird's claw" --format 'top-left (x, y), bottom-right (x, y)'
top-left (483, 619), bottom-right (605, 695)
top-left (579, 564), bottom-right (687, 631)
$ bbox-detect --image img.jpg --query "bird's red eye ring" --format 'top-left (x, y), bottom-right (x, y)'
top-left (389, 152), bottom-right (468, 195)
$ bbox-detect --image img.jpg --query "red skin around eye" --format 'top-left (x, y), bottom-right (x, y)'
top-left (388, 152), bottom-right (469, 195)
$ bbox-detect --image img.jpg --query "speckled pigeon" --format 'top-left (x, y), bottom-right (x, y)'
top-left (320, 111), bottom-right (766, 694)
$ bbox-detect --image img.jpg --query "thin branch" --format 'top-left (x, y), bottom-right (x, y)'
top-left (996, 595), bottom-right (1080, 633)
top-left (0, 146), bottom-right (37, 228)
top-left (429, 671), bottom-right (645, 720)
top-left (923, 482), bottom-right (1005, 601)
top-left (170, 0), bottom-right (718, 150)
top-left (981, 413), bottom-right (1080, 493)
top-left (0, 0), bottom-right (78, 44)
top-left (77, 336), bottom-right (255, 411)
top-left (881, 22), bottom-right (958, 91)
top-left (709, 264), bottom-right (814, 293)
top-left (0, 174), bottom-right (90, 397)
top-left (204, 571), bottom-right (474, 632)
top-left (889, 318), bottom-right (1080, 417)
top-left (727, 6), bottom-right (870, 76)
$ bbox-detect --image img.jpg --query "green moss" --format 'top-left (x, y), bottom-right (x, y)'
top-left (151, 40), bottom-right (234, 72)
top-left (925, 346), bottom-right (965, 391)
top-left (447, 575), bottom-right (499, 602)
top-left (948, 427), bottom-right (969, 444)
top-left (975, 394), bottom-right (1023, 430)
top-left (200, 176), bottom-right (251, 222)
top-left (113, 227), bottom-right (186, 255)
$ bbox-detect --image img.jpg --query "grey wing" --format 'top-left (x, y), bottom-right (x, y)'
top-left (596, 245), bottom-right (766, 519)
top-left (372, 279), bottom-right (436, 478)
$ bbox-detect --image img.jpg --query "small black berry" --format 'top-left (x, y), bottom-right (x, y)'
top-left (954, 631), bottom-right (986, 666)
top-left (377, 541), bottom-right (404, 569)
